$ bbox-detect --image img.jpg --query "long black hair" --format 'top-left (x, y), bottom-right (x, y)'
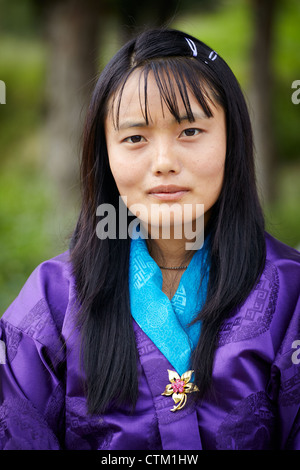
top-left (70, 28), bottom-right (266, 414)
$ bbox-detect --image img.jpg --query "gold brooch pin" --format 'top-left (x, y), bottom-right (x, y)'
top-left (161, 369), bottom-right (199, 412)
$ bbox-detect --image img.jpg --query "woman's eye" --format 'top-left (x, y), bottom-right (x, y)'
top-left (181, 128), bottom-right (201, 137)
top-left (124, 135), bottom-right (144, 143)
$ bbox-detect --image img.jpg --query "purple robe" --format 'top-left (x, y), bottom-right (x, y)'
top-left (0, 233), bottom-right (299, 450)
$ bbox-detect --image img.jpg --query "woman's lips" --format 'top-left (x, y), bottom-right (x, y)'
top-left (148, 185), bottom-right (190, 201)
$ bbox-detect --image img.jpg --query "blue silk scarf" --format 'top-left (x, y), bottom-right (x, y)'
top-left (129, 236), bottom-right (210, 375)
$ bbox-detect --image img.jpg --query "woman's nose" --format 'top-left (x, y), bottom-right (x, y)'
top-left (151, 141), bottom-right (181, 175)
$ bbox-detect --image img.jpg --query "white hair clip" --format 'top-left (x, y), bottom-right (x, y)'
top-left (185, 37), bottom-right (197, 57)
top-left (204, 50), bottom-right (218, 64)
top-left (208, 50), bottom-right (218, 61)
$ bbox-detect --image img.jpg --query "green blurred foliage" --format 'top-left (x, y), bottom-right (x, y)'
top-left (0, 0), bottom-right (299, 314)
top-left (0, 36), bottom-right (45, 161)
top-left (272, 0), bottom-right (300, 161)
top-left (0, 166), bottom-right (58, 311)
top-left (0, 0), bottom-right (41, 36)
top-left (0, 33), bottom-right (69, 312)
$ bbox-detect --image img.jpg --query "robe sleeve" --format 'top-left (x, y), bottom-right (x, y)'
top-left (0, 253), bottom-right (71, 450)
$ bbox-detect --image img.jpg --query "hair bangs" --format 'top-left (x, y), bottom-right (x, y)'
top-left (111, 57), bottom-right (220, 130)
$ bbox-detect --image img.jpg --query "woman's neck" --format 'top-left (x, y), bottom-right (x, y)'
top-left (146, 237), bottom-right (194, 269)
top-left (144, 212), bottom-right (208, 268)
top-left (146, 238), bottom-right (193, 299)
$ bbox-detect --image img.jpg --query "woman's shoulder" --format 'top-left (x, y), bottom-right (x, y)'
top-left (265, 232), bottom-right (300, 262)
top-left (263, 232), bottom-right (299, 331)
top-left (0, 250), bottom-right (76, 339)
top-left (264, 232), bottom-right (299, 298)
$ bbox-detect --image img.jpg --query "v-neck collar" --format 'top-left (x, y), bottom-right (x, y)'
top-left (129, 236), bottom-right (210, 375)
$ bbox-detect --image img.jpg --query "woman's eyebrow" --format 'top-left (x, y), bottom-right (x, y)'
top-left (178, 111), bottom-right (211, 122)
top-left (118, 120), bottom-right (148, 130)
top-left (118, 111), bottom-right (210, 130)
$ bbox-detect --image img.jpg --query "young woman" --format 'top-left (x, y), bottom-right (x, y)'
top-left (0, 28), bottom-right (299, 450)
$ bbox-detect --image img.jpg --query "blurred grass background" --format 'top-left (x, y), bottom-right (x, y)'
top-left (0, 0), bottom-right (299, 313)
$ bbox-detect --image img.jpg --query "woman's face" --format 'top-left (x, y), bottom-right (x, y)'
top-left (105, 69), bottom-right (226, 239)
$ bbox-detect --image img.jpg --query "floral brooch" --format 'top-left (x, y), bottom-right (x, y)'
top-left (161, 369), bottom-right (199, 412)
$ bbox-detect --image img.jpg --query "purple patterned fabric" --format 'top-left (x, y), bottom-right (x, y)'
top-left (0, 233), bottom-right (299, 450)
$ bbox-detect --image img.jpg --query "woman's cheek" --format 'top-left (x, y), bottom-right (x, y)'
top-left (112, 168), bottom-right (140, 191)
top-left (109, 162), bottom-right (142, 200)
